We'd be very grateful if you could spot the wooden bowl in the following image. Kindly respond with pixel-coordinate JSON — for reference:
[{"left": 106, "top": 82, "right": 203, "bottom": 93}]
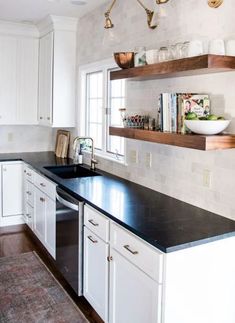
[{"left": 114, "top": 52, "right": 134, "bottom": 69}]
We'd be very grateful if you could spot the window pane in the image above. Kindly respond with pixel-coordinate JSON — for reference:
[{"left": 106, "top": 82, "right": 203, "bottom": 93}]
[
  {"left": 89, "top": 98, "right": 103, "bottom": 123},
  {"left": 107, "top": 74, "right": 126, "bottom": 156},
  {"left": 89, "top": 123, "right": 102, "bottom": 150},
  {"left": 86, "top": 71, "right": 103, "bottom": 150}
]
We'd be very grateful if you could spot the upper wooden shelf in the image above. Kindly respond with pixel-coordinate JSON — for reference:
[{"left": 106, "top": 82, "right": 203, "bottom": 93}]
[
  {"left": 110, "top": 54, "right": 235, "bottom": 81},
  {"left": 109, "top": 127, "right": 235, "bottom": 151}
]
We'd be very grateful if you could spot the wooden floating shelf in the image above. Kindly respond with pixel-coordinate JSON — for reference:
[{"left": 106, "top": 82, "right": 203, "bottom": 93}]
[
  {"left": 109, "top": 127, "right": 235, "bottom": 151},
  {"left": 110, "top": 55, "right": 235, "bottom": 81}
]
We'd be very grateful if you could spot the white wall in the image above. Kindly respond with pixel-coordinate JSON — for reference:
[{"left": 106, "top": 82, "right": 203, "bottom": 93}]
[
  {"left": 0, "top": 126, "right": 56, "bottom": 153},
  {"left": 77, "top": 0, "right": 235, "bottom": 220}
]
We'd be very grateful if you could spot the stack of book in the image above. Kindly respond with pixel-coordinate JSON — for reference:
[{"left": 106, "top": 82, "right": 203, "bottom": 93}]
[{"left": 158, "top": 93, "right": 210, "bottom": 133}]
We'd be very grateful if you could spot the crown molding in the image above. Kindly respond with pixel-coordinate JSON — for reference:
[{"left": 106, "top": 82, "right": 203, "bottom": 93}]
[
  {"left": 0, "top": 20, "right": 39, "bottom": 37},
  {"left": 37, "top": 15, "right": 78, "bottom": 37}
]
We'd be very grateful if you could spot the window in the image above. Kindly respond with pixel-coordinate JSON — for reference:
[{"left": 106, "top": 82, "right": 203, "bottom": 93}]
[{"left": 80, "top": 60, "right": 126, "bottom": 161}]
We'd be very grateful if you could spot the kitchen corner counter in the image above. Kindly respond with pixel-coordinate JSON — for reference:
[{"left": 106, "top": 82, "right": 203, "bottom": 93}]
[{"left": 1, "top": 151, "right": 235, "bottom": 253}]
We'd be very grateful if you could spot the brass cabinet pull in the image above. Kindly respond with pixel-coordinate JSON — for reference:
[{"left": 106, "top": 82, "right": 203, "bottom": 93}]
[
  {"left": 40, "top": 183, "right": 46, "bottom": 187},
  {"left": 88, "top": 219, "right": 99, "bottom": 227},
  {"left": 88, "top": 235, "right": 98, "bottom": 244},
  {"left": 123, "top": 245, "right": 139, "bottom": 255},
  {"left": 40, "top": 197, "right": 45, "bottom": 202}
]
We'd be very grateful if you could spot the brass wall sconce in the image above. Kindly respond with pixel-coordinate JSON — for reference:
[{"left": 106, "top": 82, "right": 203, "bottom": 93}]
[
  {"left": 104, "top": 0, "right": 165, "bottom": 30},
  {"left": 208, "top": 0, "right": 223, "bottom": 8},
  {"left": 104, "top": 0, "right": 223, "bottom": 30}
]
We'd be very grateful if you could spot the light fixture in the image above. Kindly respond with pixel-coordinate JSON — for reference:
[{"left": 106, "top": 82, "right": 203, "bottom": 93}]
[
  {"left": 208, "top": 0, "right": 223, "bottom": 8},
  {"left": 104, "top": 0, "right": 168, "bottom": 30},
  {"left": 104, "top": 0, "right": 116, "bottom": 29}
]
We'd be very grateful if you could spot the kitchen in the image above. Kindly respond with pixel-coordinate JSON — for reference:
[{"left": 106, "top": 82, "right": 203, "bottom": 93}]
[{"left": 1, "top": 0, "right": 235, "bottom": 323}]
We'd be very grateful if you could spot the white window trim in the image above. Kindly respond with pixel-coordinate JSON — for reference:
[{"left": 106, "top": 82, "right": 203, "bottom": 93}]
[{"left": 78, "top": 58, "right": 127, "bottom": 164}]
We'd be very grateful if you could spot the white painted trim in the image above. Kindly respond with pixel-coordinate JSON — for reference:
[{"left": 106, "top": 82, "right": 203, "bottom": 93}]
[
  {"left": 77, "top": 58, "right": 126, "bottom": 162},
  {"left": 0, "top": 20, "right": 39, "bottom": 37},
  {"left": 37, "top": 15, "right": 78, "bottom": 37}
]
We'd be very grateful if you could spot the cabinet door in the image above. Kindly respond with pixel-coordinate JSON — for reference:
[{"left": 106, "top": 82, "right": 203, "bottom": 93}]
[
  {"left": 38, "top": 31, "right": 54, "bottom": 126},
  {"left": 25, "top": 203, "right": 34, "bottom": 231},
  {"left": 0, "top": 35, "right": 17, "bottom": 124},
  {"left": 17, "top": 37, "right": 38, "bottom": 124},
  {"left": 45, "top": 196, "right": 56, "bottom": 259},
  {"left": 83, "top": 227, "right": 109, "bottom": 322},
  {"left": 2, "top": 163, "right": 23, "bottom": 217},
  {"left": 34, "top": 189, "right": 46, "bottom": 243},
  {"left": 109, "top": 249, "right": 162, "bottom": 323}
]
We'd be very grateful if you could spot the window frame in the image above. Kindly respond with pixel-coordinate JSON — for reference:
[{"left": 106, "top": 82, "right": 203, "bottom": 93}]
[{"left": 78, "top": 59, "right": 126, "bottom": 163}]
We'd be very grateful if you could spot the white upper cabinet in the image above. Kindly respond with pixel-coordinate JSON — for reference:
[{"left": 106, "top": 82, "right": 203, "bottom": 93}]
[
  {"left": 37, "top": 16, "right": 78, "bottom": 127},
  {"left": 38, "top": 31, "right": 53, "bottom": 126},
  {"left": 0, "top": 23, "right": 39, "bottom": 125}
]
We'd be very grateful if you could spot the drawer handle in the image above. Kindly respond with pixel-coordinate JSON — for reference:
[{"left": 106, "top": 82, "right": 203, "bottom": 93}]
[
  {"left": 26, "top": 213, "right": 32, "bottom": 219},
  {"left": 26, "top": 191, "right": 32, "bottom": 196},
  {"left": 40, "top": 197, "right": 45, "bottom": 202},
  {"left": 88, "top": 235, "right": 98, "bottom": 244},
  {"left": 88, "top": 219, "right": 99, "bottom": 227},
  {"left": 27, "top": 173, "right": 32, "bottom": 176},
  {"left": 123, "top": 245, "right": 139, "bottom": 255},
  {"left": 40, "top": 183, "right": 46, "bottom": 187}
]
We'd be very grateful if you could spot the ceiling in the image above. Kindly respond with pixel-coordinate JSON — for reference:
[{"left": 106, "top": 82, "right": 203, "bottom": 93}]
[{"left": 0, "top": 0, "right": 108, "bottom": 24}]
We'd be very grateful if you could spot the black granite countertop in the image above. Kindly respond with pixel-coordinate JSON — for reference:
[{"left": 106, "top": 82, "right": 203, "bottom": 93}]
[{"left": 1, "top": 151, "right": 235, "bottom": 253}]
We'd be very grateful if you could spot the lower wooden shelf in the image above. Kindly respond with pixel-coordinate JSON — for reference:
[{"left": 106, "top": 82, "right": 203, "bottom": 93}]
[{"left": 109, "top": 127, "right": 235, "bottom": 151}]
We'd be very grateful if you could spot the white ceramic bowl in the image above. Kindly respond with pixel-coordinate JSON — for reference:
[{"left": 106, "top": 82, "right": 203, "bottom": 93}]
[{"left": 184, "top": 120, "right": 231, "bottom": 135}]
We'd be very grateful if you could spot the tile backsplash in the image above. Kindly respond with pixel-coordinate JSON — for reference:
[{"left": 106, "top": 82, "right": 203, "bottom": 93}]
[{"left": 0, "top": 126, "right": 56, "bottom": 153}]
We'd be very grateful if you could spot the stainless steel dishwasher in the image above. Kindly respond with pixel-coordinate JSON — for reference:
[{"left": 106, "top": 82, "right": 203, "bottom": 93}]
[{"left": 55, "top": 187, "right": 84, "bottom": 296}]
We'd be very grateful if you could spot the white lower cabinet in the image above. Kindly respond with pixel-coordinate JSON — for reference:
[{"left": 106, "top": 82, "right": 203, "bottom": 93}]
[
  {"left": 83, "top": 205, "right": 162, "bottom": 323},
  {"left": 83, "top": 227, "right": 109, "bottom": 322},
  {"left": 23, "top": 163, "right": 56, "bottom": 259},
  {"left": 109, "top": 248, "right": 161, "bottom": 323},
  {"left": 34, "top": 185, "right": 56, "bottom": 258},
  {"left": 34, "top": 188, "right": 46, "bottom": 243},
  {"left": 0, "top": 162, "right": 23, "bottom": 227},
  {"left": 25, "top": 203, "right": 34, "bottom": 231}
]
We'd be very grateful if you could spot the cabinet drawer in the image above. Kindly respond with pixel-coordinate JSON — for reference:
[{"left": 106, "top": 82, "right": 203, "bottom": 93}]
[
  {"left": 23, "top": 166, "right": 35, "bottom": 183},
  {"left": 110, "top": 222, "right": 163, "bottom": 283},
  {"left": 84, "top": 205, "right": 109, "bottom": 242},
  {"left": 34, "top": 172, "right": 56, "bottom": 200},
  {"left": 25, "top": 181, "right": 34, "bottom": 207}
]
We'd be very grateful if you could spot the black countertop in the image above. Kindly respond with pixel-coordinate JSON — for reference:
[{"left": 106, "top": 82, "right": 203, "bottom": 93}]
[{"left": 1, "top": 151, "right": 235, "bottom": 253}]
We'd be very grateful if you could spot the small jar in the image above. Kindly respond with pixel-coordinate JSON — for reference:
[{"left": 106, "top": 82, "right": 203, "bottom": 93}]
[
  {"left": 158, "top": 47, "right": 170, "bottom": 62},
  {"left": 175, "top": 42, "right": 184, "bottom": 59},
  {"left": 181, "top": 41, "right": 190, "bottom": 58},
  {"left": 134, "top": 46, "right": 147, "bottom": 66}
]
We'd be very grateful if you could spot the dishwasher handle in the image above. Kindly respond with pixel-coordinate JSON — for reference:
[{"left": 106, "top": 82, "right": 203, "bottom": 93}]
[{"left": 56, "top": 192, "right": 79, "bottom": 211}]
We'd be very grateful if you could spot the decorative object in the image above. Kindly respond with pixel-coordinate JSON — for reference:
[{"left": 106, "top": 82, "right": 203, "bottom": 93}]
[
  {"left": 184, "top": 120, "right": 230, "bottom": 135},
  {"left": 208, "top": 0, "right": 223, "bottom": 8},
  {"left": 104, "top": 0, "right": 160, "bottom": 30},
  {"left": 114, "top": 52, "right": 135, "bottom": 69},
  {"left": 146, "top": 49, "right": 159, "bottom": 64},
  {"left": 0, "top": 252, "right": 88, "bottom": 323},
  {"left": 226, "top": 40, "right": 235, "bottom": 56},
  {"left": 208, "top": 39, "right": 225, "bottom": 55},
  {"left": 55, "top": 130, "right": 70, "bottom": 158},
  {"left": 120, "top": 110, "right": 149, "bottom": 129},
  {"left": 134, "top": 46, "right": 147, "bottom": 66}
]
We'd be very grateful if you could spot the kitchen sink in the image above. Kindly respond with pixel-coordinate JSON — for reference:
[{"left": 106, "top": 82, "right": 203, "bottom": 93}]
[{"left": 44, "top": 165, "right": 101, "bottom": 179}]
